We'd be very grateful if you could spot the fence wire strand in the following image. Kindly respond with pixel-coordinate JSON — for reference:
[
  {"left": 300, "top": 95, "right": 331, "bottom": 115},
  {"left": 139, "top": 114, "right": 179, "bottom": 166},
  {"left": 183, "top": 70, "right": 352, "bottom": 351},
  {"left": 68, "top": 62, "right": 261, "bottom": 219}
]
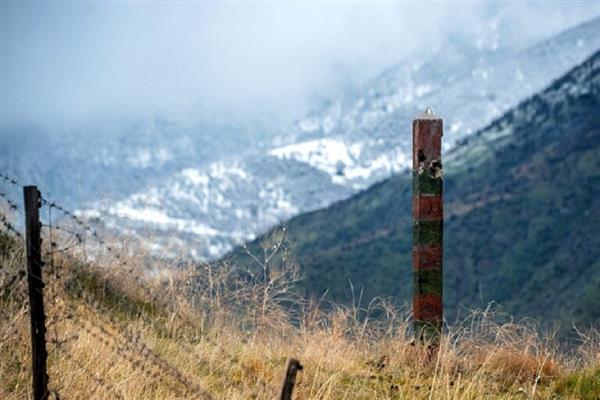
[
  {"left": 1, "top": 171, "right": 216, "bottom": 400},
  {"left": 0, "top": 172, "right": 20, "bottom": 186}
]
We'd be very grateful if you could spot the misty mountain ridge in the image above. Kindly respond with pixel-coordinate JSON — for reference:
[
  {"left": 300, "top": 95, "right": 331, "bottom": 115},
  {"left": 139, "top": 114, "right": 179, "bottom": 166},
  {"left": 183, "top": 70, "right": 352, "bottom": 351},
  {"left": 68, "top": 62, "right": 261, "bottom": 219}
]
[
  {"left": 2, "top": 16, "right": 599, "bottom": 260},
  {"left": 231, "top": 49, "right": 600, "bottom": 333}
]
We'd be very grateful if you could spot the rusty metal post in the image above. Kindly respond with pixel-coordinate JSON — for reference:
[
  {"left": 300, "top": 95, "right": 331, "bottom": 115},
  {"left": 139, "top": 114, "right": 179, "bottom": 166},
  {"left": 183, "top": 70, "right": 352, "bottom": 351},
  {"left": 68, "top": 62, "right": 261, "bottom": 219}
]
[
  {"left": 24, "top": 186, "right": 49, "bottom": 400},
  {"left": 412, "top": 108, "right": 443, "bottom": 345},
  {"left": 278, "top": 357, "right": 303, "bottom": 400}
]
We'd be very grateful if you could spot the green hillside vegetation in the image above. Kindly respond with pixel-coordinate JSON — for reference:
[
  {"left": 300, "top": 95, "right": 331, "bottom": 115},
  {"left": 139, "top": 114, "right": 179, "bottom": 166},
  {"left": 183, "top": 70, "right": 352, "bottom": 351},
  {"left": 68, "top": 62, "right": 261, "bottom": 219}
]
[
  {"left": 2, "top": 230, "right": 600, "bottom": 399},
  {"left": 230, "top": 50, "right": 600, "bottom": 334}
]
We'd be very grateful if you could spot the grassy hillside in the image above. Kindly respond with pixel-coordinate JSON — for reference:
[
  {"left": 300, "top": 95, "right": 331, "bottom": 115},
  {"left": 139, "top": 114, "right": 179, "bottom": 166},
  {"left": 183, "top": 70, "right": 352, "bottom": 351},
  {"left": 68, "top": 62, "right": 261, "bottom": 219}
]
[
  {"left": 230, "top": 50, "right": 600, "bottom": 333},
  {"left": 1, "top": 231, "right": 600, "bottom": 399}
]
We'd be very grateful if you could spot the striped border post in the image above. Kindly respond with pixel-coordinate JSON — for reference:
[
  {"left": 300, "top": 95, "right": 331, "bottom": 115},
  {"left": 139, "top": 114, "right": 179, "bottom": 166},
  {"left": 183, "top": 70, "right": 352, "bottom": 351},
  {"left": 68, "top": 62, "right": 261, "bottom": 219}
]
[{"left": 412, "top": 108, "right": 443, "bottom": 345}]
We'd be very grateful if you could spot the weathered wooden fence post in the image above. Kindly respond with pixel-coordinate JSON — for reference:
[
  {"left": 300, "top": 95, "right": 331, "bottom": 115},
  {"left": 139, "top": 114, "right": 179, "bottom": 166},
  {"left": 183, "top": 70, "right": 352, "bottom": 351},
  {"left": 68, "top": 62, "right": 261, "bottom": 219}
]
[
  {"left": 24, "top": 186, "right": 48, "bottom": 400},
  {"left": 412, "top": 108, "right": 443, "bottom": 346},
  {"left": 278, "top": 357, "right": 303, "bottom": 400}
]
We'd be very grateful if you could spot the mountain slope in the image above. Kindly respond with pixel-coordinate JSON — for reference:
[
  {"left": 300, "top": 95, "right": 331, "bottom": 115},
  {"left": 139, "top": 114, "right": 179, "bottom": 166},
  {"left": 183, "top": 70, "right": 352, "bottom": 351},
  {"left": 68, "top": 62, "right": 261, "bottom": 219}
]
[
  {"left": 3, "top": 17, "right": 598, "bottom": 261},
  {"left": 0, "top": 115, "right": 273, "bottom": 210},
  {"left": 72, "top": 17, "right": 600, "bottom": 260},
  {"left": 231, "top": 50, "right": 600, "bottom": 331}
]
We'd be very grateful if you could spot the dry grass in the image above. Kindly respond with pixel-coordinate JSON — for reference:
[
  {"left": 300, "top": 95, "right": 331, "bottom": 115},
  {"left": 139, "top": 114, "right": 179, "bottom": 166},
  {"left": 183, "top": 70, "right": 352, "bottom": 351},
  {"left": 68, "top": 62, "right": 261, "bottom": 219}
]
[{"left": 1, "top": 229, "right": 599, "bottom": 400}]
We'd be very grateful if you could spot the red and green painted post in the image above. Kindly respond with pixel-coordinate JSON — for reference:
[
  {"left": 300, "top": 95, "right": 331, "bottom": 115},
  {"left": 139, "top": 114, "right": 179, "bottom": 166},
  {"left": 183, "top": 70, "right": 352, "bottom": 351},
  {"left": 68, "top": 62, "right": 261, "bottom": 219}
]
[{"left": 413, "top": 108, "right": 443, "bottom": 344}]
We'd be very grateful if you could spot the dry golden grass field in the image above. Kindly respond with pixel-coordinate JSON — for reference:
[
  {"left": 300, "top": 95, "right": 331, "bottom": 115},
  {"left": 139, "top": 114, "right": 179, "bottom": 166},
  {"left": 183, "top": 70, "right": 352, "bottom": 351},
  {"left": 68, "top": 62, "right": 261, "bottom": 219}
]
[{"left": 1, "top": 229, "right": 599, "bottom": 399}]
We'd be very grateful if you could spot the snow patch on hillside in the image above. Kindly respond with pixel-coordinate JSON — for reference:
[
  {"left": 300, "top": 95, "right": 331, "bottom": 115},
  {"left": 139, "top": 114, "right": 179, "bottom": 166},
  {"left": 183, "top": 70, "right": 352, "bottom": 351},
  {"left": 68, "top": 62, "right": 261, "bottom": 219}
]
[
  {"left": 270, "top": 139, "right": 410, "bottom": 186},
  {"left": 270, "top": 139, "right": 356, "bottom": 176}
]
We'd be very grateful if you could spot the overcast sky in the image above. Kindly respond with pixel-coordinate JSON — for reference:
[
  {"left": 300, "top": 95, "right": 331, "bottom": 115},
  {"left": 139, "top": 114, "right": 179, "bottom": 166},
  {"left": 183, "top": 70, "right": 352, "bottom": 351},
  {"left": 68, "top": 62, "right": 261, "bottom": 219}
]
[{"left": 1, "top": 2, "right": 599, "bottom": 130}]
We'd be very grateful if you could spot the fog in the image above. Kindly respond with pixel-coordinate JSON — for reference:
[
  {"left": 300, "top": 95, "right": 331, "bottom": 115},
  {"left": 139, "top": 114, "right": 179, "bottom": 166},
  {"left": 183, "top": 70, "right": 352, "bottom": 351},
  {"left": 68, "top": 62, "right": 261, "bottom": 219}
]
[{"left": 2, "top": 2, "right": 599, "bottom": 130}]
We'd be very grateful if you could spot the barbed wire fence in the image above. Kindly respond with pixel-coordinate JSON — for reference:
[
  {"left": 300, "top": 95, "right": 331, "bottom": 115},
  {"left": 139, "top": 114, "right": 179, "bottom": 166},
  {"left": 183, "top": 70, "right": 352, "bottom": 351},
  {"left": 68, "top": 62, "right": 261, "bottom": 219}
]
[
  {"left": 0, "top": 171, "right": 304, "bottom": 400},
  {"left": 0, "top": 172, "right": 216, "bottom": 400}
]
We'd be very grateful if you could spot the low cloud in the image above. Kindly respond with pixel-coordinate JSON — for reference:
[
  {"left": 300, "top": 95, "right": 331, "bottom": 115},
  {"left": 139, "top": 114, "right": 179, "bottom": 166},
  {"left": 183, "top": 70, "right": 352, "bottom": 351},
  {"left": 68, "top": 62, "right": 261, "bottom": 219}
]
[{"left": 2, "top": 2, "right": 599, "bottom": 129}]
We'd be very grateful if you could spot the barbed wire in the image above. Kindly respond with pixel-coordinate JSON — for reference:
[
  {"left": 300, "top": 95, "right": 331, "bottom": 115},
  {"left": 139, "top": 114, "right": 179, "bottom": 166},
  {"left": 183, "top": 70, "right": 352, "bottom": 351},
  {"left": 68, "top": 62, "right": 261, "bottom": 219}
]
[
  {"left": 35, "top": 193, "right": 155, "bottom": 290},
  {"left": 0, "top": 212, "right": 23, "bottom": 239},
  {"left": 75, "top": 289, "right": 213, "bottom": 399},
  {"left": 1, "top": 172, "right": 216, "bottom": 399},
  {"left": 60, "top": 346, "right": 125, "bottom": 400},
  {"left": 41, "top": 223, "right": 83, "bottom": 256},
  {"left": 0, "top": 193, "right": 25, "bottom": 287},
  {"left": 57, "top": 292, "right": 213, "bottom": 399},
  {"left": 41, "top": 232, "right": 213, "bottom": 397},
  {"left": 45, "top": 265, "right": 185, "bottom": 398},
  {"left": 54, "top": 225, "right": 165, "bottom": 308},
  {"left": 1, "top": 266, "right": 25, "bottom": 283},
  {"left": 37, "top": 192, "right": 194, "bottom": 388},
  {"left": 0, "top": 191, "right": 19, "bottom": 211},
  {"left": 0, "top": 172, "right": 20, "bottom": 186},
  {"left": 45, "top": 205, "right": 67, "bottom": 400},
  {"left": 40, "top": 199, "right": 91, "bottom": 230},
  {"left": 0, "top": 175, "right": 139, "bottom": 275},
  {"left": 42, "top": 224, "right": 82, "bottom": 243}
]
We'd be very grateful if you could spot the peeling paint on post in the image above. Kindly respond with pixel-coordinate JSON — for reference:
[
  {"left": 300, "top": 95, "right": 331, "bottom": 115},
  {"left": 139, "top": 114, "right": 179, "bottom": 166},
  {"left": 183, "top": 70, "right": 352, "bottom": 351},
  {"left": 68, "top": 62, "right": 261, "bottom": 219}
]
[{"left": 413, "top": 108, "right": 443, "bottom": 345}]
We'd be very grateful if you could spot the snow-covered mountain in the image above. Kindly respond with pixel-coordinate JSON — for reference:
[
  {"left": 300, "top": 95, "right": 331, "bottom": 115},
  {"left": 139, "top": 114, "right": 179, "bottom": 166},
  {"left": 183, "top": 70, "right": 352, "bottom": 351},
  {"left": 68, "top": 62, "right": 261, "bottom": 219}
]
[
  {"left": 232, "top": 48, "right": 600, "bottom": 326},
  {"left": 1, "top": 113, "right": 275, "bottom": 210},
  {"left": 3, "top": 17, "right": 599, "bottom": 260},
  {"left": 71, "top": 17, "right": 599, "bottom": 260}
]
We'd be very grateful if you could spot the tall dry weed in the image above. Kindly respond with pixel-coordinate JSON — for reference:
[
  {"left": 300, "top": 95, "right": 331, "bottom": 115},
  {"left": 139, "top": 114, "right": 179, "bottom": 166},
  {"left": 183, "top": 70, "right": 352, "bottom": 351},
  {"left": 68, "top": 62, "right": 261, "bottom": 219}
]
[{"left": 1, "top": 226, "right": 598, "bottom": 399}]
